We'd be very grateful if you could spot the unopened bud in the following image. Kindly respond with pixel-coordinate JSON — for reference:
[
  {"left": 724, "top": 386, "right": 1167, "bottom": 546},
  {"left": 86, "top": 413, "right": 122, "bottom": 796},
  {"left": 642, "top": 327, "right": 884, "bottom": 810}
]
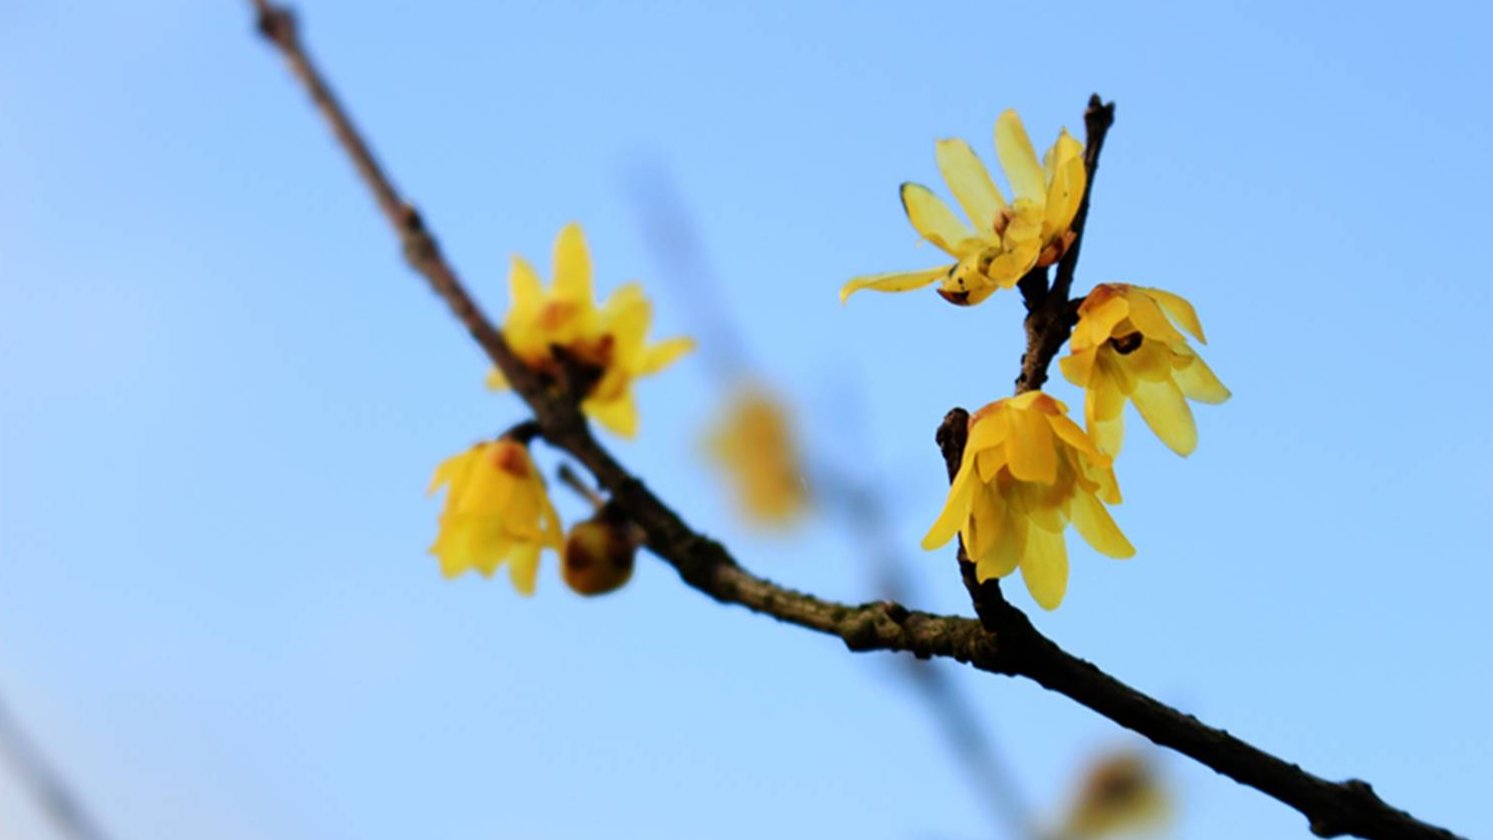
[{"left": 561, "top": 505, "right": 639, "bottom": 596}]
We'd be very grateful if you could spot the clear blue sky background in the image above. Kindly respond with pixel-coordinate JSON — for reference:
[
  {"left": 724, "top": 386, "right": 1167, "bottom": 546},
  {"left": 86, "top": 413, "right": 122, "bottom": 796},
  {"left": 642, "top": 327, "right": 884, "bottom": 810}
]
[{"left": 2, "top": 1, "right": 1489, "bottom": 838}]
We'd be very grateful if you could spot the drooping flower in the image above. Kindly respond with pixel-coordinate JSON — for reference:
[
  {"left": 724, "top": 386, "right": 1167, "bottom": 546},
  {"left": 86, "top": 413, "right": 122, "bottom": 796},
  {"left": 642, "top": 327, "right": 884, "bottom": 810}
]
[
  {"left": 921, "top": 392, "right": 1133, "bottom": 610},
  {"left": 486, "top": 223, "right": 695, "bottom": 437},
  {"left": 841, "top": 110, "right": 1086, "bottom": 306},
  {"left": 706, "top": 384, "right": 810, "bottom": 527},
  {"left": 1059, "top": 284, "right": 1231, "bottom": 457},
  {"left": 1056, "top": 750, "right": 1169, "bottom": 840},
  {"left": 427, "top": 436, "right": 564, "bottom": 594}
]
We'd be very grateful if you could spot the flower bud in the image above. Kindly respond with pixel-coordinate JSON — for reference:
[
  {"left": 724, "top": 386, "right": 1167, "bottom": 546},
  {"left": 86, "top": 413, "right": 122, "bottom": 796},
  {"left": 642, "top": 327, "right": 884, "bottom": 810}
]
[{"left": 561, "top": 506, "right": 639, "bottom": 596}]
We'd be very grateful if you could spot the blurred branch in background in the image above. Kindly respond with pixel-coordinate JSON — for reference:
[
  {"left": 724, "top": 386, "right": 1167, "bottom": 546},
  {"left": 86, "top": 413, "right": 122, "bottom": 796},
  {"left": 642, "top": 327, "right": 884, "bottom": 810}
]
[
  {"left": 627, "top": 164, "right": 1034, "bottom": 839},
  {"left": 0, "top": 694, "right": 113, "bottom": 840}
]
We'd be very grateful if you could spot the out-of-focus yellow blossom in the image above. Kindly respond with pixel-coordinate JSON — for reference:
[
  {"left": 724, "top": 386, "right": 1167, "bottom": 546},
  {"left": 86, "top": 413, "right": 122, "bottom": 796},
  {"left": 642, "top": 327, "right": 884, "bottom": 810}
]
[
  {"left": 427, "top": 437, "right": 563, "bottom": 594},
  {"left": 1057, "top": 750, "right": 1169, "bottom": 839},
  {"left": 1059, "top": 284, "right": 1231, "bottom": 457},
  {"left": 921, "top": 392, "right": 1132, "bottom": 610},
  {"left": 842, "top": 110, "right": 1086, "bottom": 306},
  {"left": 706, "top": 385, "right": 809, "bottom": 527},
  {"left": 486, "top": 223, "right": 695, "bottom": 437}
]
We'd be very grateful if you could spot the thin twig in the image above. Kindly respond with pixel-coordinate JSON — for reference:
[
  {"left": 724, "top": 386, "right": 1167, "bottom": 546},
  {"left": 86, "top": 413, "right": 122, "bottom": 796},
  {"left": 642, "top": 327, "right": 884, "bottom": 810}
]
[
  {"left": 245, "top": 9, "right": 1463, "bottom": 839},
  {"left": 0, "top": 695, "right": 114, "bottom": 840}
]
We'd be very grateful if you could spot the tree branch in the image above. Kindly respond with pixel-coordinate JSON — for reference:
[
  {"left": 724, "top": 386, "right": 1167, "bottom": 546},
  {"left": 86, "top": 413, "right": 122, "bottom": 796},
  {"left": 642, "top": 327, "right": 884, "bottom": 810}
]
[{"left": 245, "top": 7, "right": 1464, "bottom": 839}]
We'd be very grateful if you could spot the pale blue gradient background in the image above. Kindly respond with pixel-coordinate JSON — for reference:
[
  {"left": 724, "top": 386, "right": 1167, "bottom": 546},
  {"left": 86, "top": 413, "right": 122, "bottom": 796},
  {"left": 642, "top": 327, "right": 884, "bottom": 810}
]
[{"left": 2, "top": 2, "right": 1489, "bottom": 838}]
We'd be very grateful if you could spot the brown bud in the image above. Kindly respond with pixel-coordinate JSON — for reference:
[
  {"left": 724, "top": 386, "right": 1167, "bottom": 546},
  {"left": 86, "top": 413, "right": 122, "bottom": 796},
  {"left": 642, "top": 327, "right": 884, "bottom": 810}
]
[{"left": 561, "top": 505, "right": 639, "bottom": 596}]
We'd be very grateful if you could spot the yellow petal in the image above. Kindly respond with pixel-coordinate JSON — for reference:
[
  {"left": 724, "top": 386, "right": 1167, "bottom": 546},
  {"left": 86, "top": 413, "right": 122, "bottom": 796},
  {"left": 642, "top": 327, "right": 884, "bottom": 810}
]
[
  {"left": 1126, "top": 292, "right": 1184, "bottom": 344},
  {"left": 1072, "top": 292, "right": 1130, "bottom": 349},
  {"left": 553, "top": 222, "right": 593, "bottom": 304},
  {"left": 1086, "top": 373, "right": 1126, "bottom": 457},
  {"left": 935, "top": 138, "right": 1006, "bottom": 231},
  {"left": 485, "top": 368, "right": 510, "bottom": 392},
  {"left": 508, "top": 255, "right": 545, "bottom": 317},
  {"left": 508, "top": 542, "right": 541, "bottom": 596},
  {"left": 640, "top": 336, "right": 694, "bottom": 375},
  {"left": 1020, "top": 524, "right": 1069, "bottom": 610},
  {"left": 1070, "top": 490, "right": 1134, "bottom": 559},
  {"left": 586, "top": 392, "right": 640, "bottom": 438},
  {"left": 976, "top": 504, "right": 1023, "bottom": 582},
  {"left": 839, "top": 266, "right": 947, "bottom": 304},
  {"left": 921, "top": 461, "right": 978, "bottom": 550},
  {"left": 1005, "top": 401, "right": 1057, "bottom": 484},
  {"left": 1143, "top": 287, "right": 1207, "bottom": 343},
  {"left": 900, "top": 183, "right": 976, "bottom": 256},
  {"left": 1059, "top": 349, "right": 1096, "bottom": 387},
  {"left": 1043, "top": 130, "right": 1087, "bottom": 233},
  {"left": 994, "top": 110, "right": 1046, "bottom": 203},
  {"left": 1131, "top": 377, "right": 1197, "bottom": 456},
  {"left": 1047, "top": 411, "right": 1106, "bottom": 463},
  {"left": 1175, "top": 351, "right": 1231, "bottom": 404}
]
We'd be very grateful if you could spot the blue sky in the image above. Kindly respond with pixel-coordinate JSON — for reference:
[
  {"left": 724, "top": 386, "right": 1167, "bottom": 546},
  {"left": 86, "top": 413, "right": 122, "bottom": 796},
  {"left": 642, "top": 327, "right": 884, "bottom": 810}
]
[{"left": 2, "top": 1, "right": 1489, "bottom": 838}]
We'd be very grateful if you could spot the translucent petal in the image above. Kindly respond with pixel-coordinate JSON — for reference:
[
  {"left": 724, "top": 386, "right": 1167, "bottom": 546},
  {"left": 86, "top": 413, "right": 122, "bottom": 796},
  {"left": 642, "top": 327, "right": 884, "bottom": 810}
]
[
  {"left": 1048, "top": 412, "right": 1106, "bottom": 464},
  {"left": 921, "top": 462, "right": 978, "bottom": 550},
  {"left": 966, "top": 409, "right": 1012, "bottom": 455},
  {"left": 1070, "top": 490, "right": 1135, "bottom": 559},
  {"left": 553, "top": 223, "right": 593, "bottom": 304},
  {"left": 1020, "top": 524, "right": 1069, "bottom": 610},
  {"left": 994, "top": 110, "right": 1046, "bottom": 203},
  {"left": 1143, "top": 287, "right": 1207, "bottom": 343},
  {"left": 485, "top": 368, "right": 510, "bottom": 392},
  {"left": 965, "top": 482, "right": 1001, "bottom": 562},
  {"left": 640, "top": 336, "right": 695, "bottom": 375},
  {"left": 1059, "top": 351, "right": 1096, "bottom": 387},
  {"left": 508, "top": 542, "right": 541, "bottom": 596},
  {"left": 935, "top": 138, "right": 1006, "bottom": 231},
  {"left": 508, "top": 256, "right": 545, "bottom": 316},
  {"left": 586, "top": 392, "right": 640, "bottom": 438},
  {"left": 900, "top": 183, "right": 976, "bottom": 256},
  {"left": 1175, "top": 351, "right": 1231, "bottom": 404},
  {"left": 1131, "top": 376, "right": 1197, "bottom": 456},
  {"left": 1005, "top": 402, "right": 1058, "bottom": 484},
  {"left": 839, "top": 266, "right": 947, "bottom": 304},
  {"left": 977, "top": 507, "right": 1023, "bottom": 581},
  {"left": 1126, "top": 292, "right": 1184, "bottom": 343},
  {"left": 1043, "top": 147, "right": 1082, "bottom": 236},
  {"left": 1072, "top": 292, "right": 1130, "bottom": 349}
]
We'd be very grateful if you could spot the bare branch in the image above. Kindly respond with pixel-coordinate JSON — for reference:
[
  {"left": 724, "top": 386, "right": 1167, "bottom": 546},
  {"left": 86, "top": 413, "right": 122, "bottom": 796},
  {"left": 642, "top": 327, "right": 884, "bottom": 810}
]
[
  {"left": 245, "top": 8, "right": 1464, "bottom": 839},
  {"left": 0, "top": 695, "right": 114, "bottom": 840}
]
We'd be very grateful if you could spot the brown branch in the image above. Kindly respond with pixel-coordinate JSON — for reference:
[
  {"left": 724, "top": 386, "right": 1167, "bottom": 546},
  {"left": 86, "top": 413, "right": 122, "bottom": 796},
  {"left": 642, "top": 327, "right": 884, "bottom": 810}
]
[{"left": 245, "top": 9, "right": 1464, "bottom": 840}]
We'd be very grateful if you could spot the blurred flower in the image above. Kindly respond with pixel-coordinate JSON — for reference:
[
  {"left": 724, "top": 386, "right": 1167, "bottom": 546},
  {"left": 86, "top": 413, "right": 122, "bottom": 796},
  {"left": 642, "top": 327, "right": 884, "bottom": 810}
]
[
  {"left": 841, "top": 110, "right": 1086, "bottom": 306},
  {"left": 427, "top": 436, "right": 563, "bottom": 594},
  {"left": 561, "top": 506, "right": 640, "bottom": 596},
  {"left": 1057, "top": 750, "right": 1169, "bottom": 839},
  {"left": 1059, "top": 284, "right": 1230, "bottom": 456},
  {"left": 486, "top": 223, "right": 694, "bottom": 437},
  {"left": 706, "top": 385, "right": 809, "bottom": 527},
  {"left": 921, "top": 392, "right": 1132, "bottom": 609}
]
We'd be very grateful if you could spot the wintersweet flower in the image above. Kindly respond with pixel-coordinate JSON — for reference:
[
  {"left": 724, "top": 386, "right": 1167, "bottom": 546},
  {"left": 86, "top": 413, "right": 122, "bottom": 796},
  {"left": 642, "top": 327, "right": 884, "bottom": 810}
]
[
  {"left": 1057, "top": 751, "right": 1168, "bottom": 840},
  {"left": 706, "top": 385, "right": 809, "bottom": 527},
  {"left": 427, "top": 437, "right": 563, "bottom": 594},
  {"left": 486, "top": 223, "right": 695, "bottom": 437},
  {"left": 921, "top": 392, "right": 1133, "bottom": 610},
  {"left": 1059, "top": 284, "right": 1230, "bottom": 457},
  {"left": 841, "top": 110, "right": 1086, "bottom": 306}
]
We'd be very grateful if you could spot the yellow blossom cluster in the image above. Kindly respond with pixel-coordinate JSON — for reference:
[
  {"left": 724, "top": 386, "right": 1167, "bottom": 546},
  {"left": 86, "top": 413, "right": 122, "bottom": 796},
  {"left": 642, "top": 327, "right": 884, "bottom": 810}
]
[
  {"left": 845, "top": 110, "right": 1229, "bottom": 609},
  {"left": 427, "top": 224, "right": 692, "bottom": 595}
]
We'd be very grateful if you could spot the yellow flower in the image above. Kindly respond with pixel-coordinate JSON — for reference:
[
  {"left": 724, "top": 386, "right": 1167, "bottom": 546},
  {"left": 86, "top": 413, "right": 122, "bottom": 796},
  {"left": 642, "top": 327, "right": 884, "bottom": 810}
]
[
  {"left": 427, "top": 437, "right": 564, "bottom": 594},
  {"left": 842, "top": 110, "right": 1086, "bottom": 306},
  {"left": 1057, "top": 750, "right": 1169, "bottom": 840},
  {"left": 921, "top": 392, "right": 1133, "bottom": 610},
  {"left": 706, "top": 385, "right": 810, "bottom": 527},
  {"left": 486, "top": 223, "right": 695, "bottom": 437},
  {"left": 1059, "top": 284, "right": 1231, "bottom": 457}
]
